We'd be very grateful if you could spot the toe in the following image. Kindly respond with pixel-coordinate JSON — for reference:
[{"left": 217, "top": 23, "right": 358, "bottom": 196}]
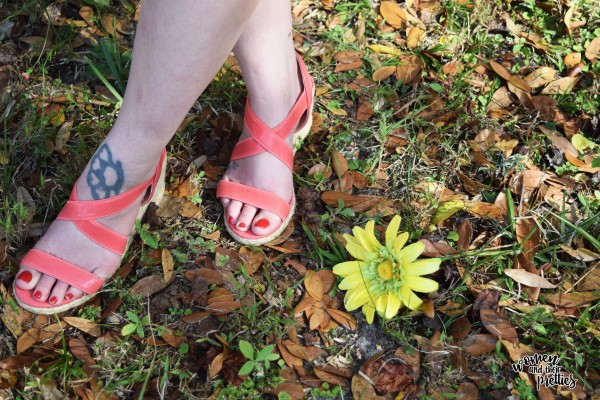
[
  {"left": 48, "top": 281, "right": 69, "bottom": 305},
  {"left": 237, "top": 204, "right": 258, "bottom": 231},
  {"left": 14, "top": 267, "right": 42, "bottom": 290},
  {"left": 226, "top": 200, "right": 243, "bottom": 227},
  {"left": 251, "top": 210, "right": 281, "bottom": 236},
  {"left": 33, "top": 275, "right": 58, "bottom": 302},
  {"left": 64, "top": 287, "right": 83, "bottom": 302}
]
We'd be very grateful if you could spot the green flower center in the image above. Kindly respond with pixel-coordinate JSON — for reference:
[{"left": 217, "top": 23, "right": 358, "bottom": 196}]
[{"left": 362, "top": 247, "right": 405, "bottom": 298}]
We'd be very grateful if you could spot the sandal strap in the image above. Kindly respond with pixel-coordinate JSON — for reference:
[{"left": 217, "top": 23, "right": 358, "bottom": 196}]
[
  {"left": 216, "top": 180, "right": 291, "bottom": 221},
  {"left": 230, "top": 54, "right": 314, "bottom": 169},
  {"left": 240, "top": 99, "right": 294, "bottom": 170},
  {"left": 57, "top": 149, "right": 166, "bottom": 255},
  {"left": 21, "top": 249, "right": 105, "bottom": 295}
]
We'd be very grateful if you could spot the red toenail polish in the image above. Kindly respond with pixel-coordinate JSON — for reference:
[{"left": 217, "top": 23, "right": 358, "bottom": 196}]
[
  {"left": 239, "top": 223, "right": 246, "bottom": 229},
  {"left": 65, "top": 293, "right": 73, "bottom": 300},
  {"left": 18, "top": 271, "right": 33, "bottom": 283},
  {"left": 228, "top": 216, "right": 234, "bottom": 225},
  {"left": 33, "top": 291, "right": 42, "bottom": 299},
  {"left": 255, "top": 219, "right": 270, "bottom": 229},
  {"left": 49, "top": 296, "right": 57, "bottom": 304}
]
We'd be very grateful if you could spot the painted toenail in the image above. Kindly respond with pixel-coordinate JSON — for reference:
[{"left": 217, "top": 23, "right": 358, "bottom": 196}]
[
  {"left": 65, "top": 293, "right": 73, "bottom": 300},
  {"left": 228, "top": 216, "right": 234, "bottom": 225},
  {"left": 49, "top": 296, "right": 57, "bottom": 304},
  {"left": 33, "top": 291, "right": 42, "bottom": 299},
  {"left": 18, "top": 271, "right": 33, "bottom": 283},
  {"left": 255, "top": 219, "right": 270, "bottom": 229},
  {"left": 239, "top": 223, "right": 246, "bottom": 229}
]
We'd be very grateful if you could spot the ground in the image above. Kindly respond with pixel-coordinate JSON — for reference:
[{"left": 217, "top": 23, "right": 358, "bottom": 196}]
[{"left": 0, "top": 0, "right": 599, "bottom": 399}]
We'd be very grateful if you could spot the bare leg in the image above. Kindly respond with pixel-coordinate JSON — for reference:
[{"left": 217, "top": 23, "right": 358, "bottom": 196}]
[
  {"left": 220, "top": 0, "right": 303, "bottom": 237},
  {"left": 15, "top": 0, "right": 258, "bottom": 305}
]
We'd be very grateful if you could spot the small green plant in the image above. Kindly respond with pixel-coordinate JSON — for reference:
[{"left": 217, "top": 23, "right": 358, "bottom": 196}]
[
  {"left": 135, "top": 220, "right": 159, "bottom": 249},
  {"left": 121, "top": 310, "right": 150, "bottom": 337},
  {"left": 309, "top": 382, "right": 343, "bottom": 399},
  {"left": 238, "top": 340, "right": 280, "bottom": 376}
]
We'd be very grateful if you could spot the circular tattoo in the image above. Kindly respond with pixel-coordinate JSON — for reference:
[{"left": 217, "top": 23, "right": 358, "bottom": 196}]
[{"left": 86, "top": 144, "right": 125, "bottom": 200}]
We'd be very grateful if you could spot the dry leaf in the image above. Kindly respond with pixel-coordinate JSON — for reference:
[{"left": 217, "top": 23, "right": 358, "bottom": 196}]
[
  {"left": 209, "top": 353, "right": 225, "bottom": 379},
  {"left": 184, "top": 268, "right": 224, "bottom": 285},
  {"left": 17, "top": 328, "right": 39, "bottom": 354},
  {"left": 326, "top": 308, "right": 357, "bottom": 330},
  {"left": 489, "top": 61, "right": 530, "bottom": 93},
  {"left": 314, "top": 368, "right": 349, "bottom": 387},
  {"left": 283, "top": 341, "right": 326, "bottom": 361},
  {"left": 564, "top": 52, "right": 581, "bottom": 67},
  {"left": 407, "top": 26, "right": 425, "bottom": 49},
  {"left": 523, "top": 67, "right": 556, "bottom": 89},
  {"left": 585, "top": 36, "right": 600, "bottom": 61},
  {"left": 540, "top": 291, "right": 600, "bottom": 307},
  {"left": 577, "top": 264, "right": 600, "bottom": 292},
  {"left": 161, "top": 249, "right": 174, "bottom": 283},
  {"left": 331, "top": 149, "right": 349, "bottom": 179},
  {"left": 304, "top": 270, "right": 324, "bottom": 301},
  {"left": 479, "top": 309, "right": 518, "bottom": 343},
  {"left": 504, "top": 269, "right": 555, "bottom": 288},
  {"left": 373, "top": 65, "right": 397, "bottom": 81},
  {"left": 540, "top": 77, "right": 580, "bottom": 95},
  {"left": 351, "top": 374, "right": 386, "bottom": 400},
  {"left": 461, "top": 334, "right": 498, "bottom": 356},
  {"left": 239, "top": 246, "right": 265, "bottom": 274},
  {"left": 62, "top": 317, "right": 101, "bottom": 337},
  {"left": 131, "top": 275, "right": 170, "bottom": 296},
  {"left": 448, "top": 316, "right": 471, "bottom": 340},
  {"left": 356, "top": 100, "right": 374, "bottom": 121},
  {"left": 277, "top": 342, "right": 303, "bottom": 369},
  {"left": 546, "top": 133, "right": 579, "bottom": 158},
  {"left": 396, "top": 55, "right": 423, "bottom": 85},
  {"left": 321, "top": 191, "right": 380, "bottom": 212},
  {"left": 380, "top": 1, "right": 408, "bottom": 29}
]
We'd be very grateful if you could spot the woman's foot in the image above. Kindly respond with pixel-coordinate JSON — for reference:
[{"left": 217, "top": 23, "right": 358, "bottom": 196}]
[
  {"left": 219, "top": 61, "right": 303, "bottom": 238},
  {"left": 14, "top": 138, "right": 160, "bottom": 307}
]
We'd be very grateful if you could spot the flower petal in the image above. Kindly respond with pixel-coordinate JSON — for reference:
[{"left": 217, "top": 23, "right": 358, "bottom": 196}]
[
  {"left": 345, "top": 241, "right": 368, "bottom": 261},
  {"left": 365, "top": 220, "right": 382, "bottom": 249},
  {"left": 393, "top": 232, "right": 409, "bottom": 255},
  {"left": 385, "top": 215, "right": 401, "bottom": 249},
  {"left": 405, "top": 258, "right": 441, "bottom": 276},
  {"left": 344, "top": 285, "right": 371, "bottom": 311},
  {"left": 362, "top": 303, "right": 375, "bottom": 324},
  {"left": 376, "top": 293, "right": 388, "bottom": 317},
  {"left": 397, "top": 242, "right": 425, "bottom": 264},
  {"left": 353, "top": 225, "right": 380, "bottom": 253},
  {"left": 385, "top": 293, "right": 402, "bottom": 319},
  {"left": 333, "top": 261, "right": 362, "bottom": 277},
  {"left": 405, "top": 275, "right": 439, "bottom": 293},
  {"left": 400, "top": 285, "right": 423, "bottom": 311},
  {"left": 339, "top": 272, "right": 368, "bottom": 290}
]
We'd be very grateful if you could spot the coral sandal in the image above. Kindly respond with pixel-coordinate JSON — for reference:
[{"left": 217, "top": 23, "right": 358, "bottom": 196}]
[
  {"left": 13, "top": 149, "right": 167, "bottom": 314},
  {"left": 216, "top": 53, "right": 315, "bottom": 246}
]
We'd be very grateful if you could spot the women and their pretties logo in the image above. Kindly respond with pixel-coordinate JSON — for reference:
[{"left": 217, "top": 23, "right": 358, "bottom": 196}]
[{"left": 511, "top": 353, "right": 578, "bottom": 391}]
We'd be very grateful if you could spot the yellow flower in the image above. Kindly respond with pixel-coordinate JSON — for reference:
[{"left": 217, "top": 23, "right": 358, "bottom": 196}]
[{"left": 333, "top": 215, "right": 440, "bottom": 323}]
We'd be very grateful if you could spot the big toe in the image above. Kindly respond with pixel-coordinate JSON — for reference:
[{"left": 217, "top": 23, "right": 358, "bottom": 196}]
[
  {"left": 14, "top": 268, "right": 41, "bottom": 290},
  {"left": 251, "top": 210, "right": 282, "bottom": 237}
]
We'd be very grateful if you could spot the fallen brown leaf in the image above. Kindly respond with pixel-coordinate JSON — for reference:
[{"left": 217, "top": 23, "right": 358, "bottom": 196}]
[
  {"left": 282, "top": 341, "right": 326, "bottom": 362},
  {"left": 448, "top": 316, "right": 471, "bottom": 340},
  {"left": 479, "top": 309, "right": 518, "bottom": 343},
  {"left": 504, "top": 269, "right": 555, "bottom": 288},
  {"left": 131, "top": 275, "right": 170, "bottom": 296},
  {"left": 62, "top": 317, "right": 101, "bottom": 337},
  {"left": 461, "top": 334, "right": 498, "bottom": 356}
]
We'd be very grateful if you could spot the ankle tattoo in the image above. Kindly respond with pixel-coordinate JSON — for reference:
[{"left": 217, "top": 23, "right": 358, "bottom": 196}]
[{"left": 86, "top": 144, "right": 124, "bottom": 199}]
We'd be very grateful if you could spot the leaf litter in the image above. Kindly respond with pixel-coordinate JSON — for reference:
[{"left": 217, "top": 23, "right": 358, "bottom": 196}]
[{"left": 0, "top": 0, "right": 599, "bottom": 398}]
